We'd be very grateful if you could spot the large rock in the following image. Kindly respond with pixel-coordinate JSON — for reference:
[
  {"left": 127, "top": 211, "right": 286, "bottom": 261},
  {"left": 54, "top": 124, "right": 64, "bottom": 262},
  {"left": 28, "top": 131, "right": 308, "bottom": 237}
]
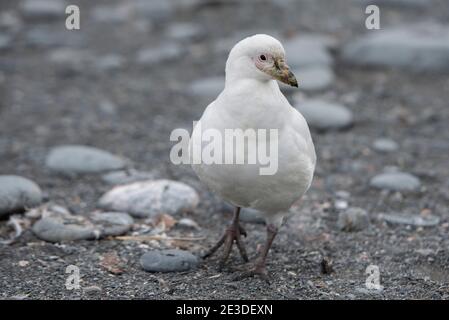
[
  {"left": 295, "top": 99, "right": 353, "bottom": 131},
  {"left": 0, "top": 175, "right": 42, "bottom": 217},
  {"left": 342, "top": 24, "right": 449, "bottom": 72},
  {"left": 140, "top": 249, "right": 199, "bottom": 272},
  {"left": 296, "top": 66, "right": 334, "bottom": 91},
  {"left": 98, "top": 179, "right": 200, "bottom": 218},
  {"left": 370, "top": 172, "right": 421, "bottom": 192},
  {"left": 45, "top": 145, "right": 126, "bottom": 175},
  {"left": 380, "top": 213, "right": 439, "bottom": 227}
]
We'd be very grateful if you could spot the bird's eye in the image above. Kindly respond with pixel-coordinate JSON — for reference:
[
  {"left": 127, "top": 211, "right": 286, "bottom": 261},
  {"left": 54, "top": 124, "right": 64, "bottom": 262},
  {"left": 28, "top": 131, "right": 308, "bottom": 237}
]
[{"left": 259, "top": 54, "right": 267, "bottom": 61}]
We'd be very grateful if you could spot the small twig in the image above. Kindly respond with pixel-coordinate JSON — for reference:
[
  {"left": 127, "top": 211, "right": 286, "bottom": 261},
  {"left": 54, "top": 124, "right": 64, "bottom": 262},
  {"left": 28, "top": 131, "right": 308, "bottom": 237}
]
[{"left": 114, "top": 235, "right": 206, "bottom": 242}]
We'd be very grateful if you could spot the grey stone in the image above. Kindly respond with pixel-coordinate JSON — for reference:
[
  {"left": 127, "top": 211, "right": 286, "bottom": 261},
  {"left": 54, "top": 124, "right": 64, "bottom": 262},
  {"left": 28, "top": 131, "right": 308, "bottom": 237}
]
[
  {"left": 373, "top": 138, "right": 399, "bottom": 153},
  {"left": 166, "top": 23, "right": 204, "bottom": 42},
  {"left": 284, "top": 35, "right": 333, "bottom": 68},
  {"left": 45, "top": 145, "right": 126, "bottom": 175},
  {"left": 337, "top": 207, "right": 369, "bottom": 232},
  {"left": 370, "top": 172, "right": 421, "bottom": 192},
  {"left": 131, "top": 0, "right": 175, "bottom": 23},
  {"left": 101, "top": 169, "right": 156, "bottom": 185},
  {"left": 380, "top": 213, "right": 440, "bottom": 227},
  {"left": 91, "top": 4, "right": 132, "bottom": 23},
  {"left": 32, "top": 210, "right": 100, "bottom": 242},
  {"left": 90, "top": 211, "right": 134, "bottom": 236},
  {"left": 20, "top": 0, "right": 66, "bottom": 20},
  {"left": 136, "top": 43, "right": 184, "bottom": 66},
  {"left": 342, "top": 24, "right": 449, "bottom": 72},
  {"left": 95, "top": 54, "right": 125, "bottom": 71},
  {"left": 295, "top": 99, "right": 353, "bottom": 131},
  {"left": 296, "top": 66, "right": 334, "bottom": 91},
  {"left": 25, "top": 26, "right": 85, "bottom": 48},
  {"left": 189, "top": 76, "right": 224, "bottom": 99},
  {"left": 98, "top": 179, "right": 200, "bottom": 218},
  {"left": 357, "top": 0, "right": 431, "bottom": 9},
  {"left": 140, "top": 249, "right": 199, "bottom": 272},
  {"left": 48, "top": 48, "right": 92, "bottom": 73},
  {"left": 0, "top": 175, "right": 42, "bottom": 217},
  {"left": 240, "top": 208, "right": 265, "bottom": 224},
  {"left": 0, "top": 34, "right": 12, "bottom": 51}
]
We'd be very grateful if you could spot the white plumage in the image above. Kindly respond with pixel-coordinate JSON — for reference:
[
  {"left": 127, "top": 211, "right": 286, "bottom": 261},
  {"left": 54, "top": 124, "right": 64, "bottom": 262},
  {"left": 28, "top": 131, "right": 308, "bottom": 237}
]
[
  {"left": 189, "top": 34, "right": 316, "bottom": 278},
  {"left": 190, "top": 34, "right": 316, "bottom": 227}
]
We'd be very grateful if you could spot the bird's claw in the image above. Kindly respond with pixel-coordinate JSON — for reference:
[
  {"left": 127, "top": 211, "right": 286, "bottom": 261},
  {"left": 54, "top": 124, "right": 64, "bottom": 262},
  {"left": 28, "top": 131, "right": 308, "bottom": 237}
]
[{"left": 203, "top": 223, "right": 248, "bottom": 267}]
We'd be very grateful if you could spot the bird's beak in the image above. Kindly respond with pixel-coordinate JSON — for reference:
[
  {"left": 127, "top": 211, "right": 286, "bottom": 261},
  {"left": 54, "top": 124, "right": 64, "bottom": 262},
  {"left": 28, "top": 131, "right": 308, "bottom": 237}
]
[{"left": 272, "top": 58, "right": 298, "bottom": 88}]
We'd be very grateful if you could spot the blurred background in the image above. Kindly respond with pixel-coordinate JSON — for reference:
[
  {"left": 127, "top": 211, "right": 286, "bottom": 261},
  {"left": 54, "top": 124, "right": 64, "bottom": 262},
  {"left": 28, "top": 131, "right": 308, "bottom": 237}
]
[{"left": 1, "top": 0, "right": 449, "bottom": 299}]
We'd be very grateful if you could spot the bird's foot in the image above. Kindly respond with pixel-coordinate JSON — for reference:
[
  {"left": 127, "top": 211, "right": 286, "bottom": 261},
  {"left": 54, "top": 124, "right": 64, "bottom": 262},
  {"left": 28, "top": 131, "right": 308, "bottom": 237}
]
[
  {"left": 232, "top": 263, "right": 271, "bottom": 283},
  {"left": 203, "top": 222, "right": 248, "bottom": 269}
]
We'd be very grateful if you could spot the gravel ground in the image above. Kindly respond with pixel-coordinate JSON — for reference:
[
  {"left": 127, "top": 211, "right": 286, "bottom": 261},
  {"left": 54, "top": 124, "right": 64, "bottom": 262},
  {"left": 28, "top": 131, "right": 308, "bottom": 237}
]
[{"left": 1, "top": 0, "right": 449, "bottom": 299}]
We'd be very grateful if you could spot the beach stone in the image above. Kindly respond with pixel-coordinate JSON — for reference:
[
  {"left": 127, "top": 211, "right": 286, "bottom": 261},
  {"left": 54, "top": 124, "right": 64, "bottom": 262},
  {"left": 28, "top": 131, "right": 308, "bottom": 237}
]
[
  {"left": 32, "top": 209, "right": 100, "bottom": 242},
  {"left": 295, "top": 99, "right": 353, "bottom": 131},
  {"left": 90, "top": 211, "right": 134, "bottom": 236},
  {"left": 373, "top": 138, "right": 399, "bottom": 153},
  {"left": 337, "top": 207, "right": 369, "bottom": 232},
  {"left": 296, "top": 66, "right": 334, "bottom": 91},
  {"left": 342, "top": 24, "right": 449, "bottom": 72},
  {"left": 25, "top": 26, "right": 85, "bottom": 48},
  {"left": 98, "top": 179, "right": 200, "bottom": 218},
  {"left": 189, "top": 76, "right": 224, "bottom": 99},
  {"left": 380, "top": 213, "right": 440, "bottom": 227},
  {"left": 137, "top": 43, "right": 184, "bottom": 66},
  {"left": 0, "top": 175, "right": 42, "bottom": 217},
  {"left": 284, "top": 35, "right": 333, "bottom": 68},
  {"left": 140, "top": 249, "right": 199, "bottom": 272},
  {"left": 240, "top": 208, "right": 265, "bottom": 224},
  {"left": 91, "top": 4, "right": 132, "bottom": 23},
  {"left": 20, "top": 0, "right": 66, "bottom": 20},
  {"left": 45, "top": 145, "right": 126, "bottom": 175},
  {"left": 370, "top": 172, "right": 421, "bottom": 192},
  {"left": 131, "top": 0, "right": 175, "bottom": 23},
  {"left": 101, "top": 169, "right": 156, "bottom": 185},
  {"left": 0, "top": 34, "right": 12, "bottom": 51},
  {"left": 166, "top": 23, "right": 204, "bottom": 42},
  {"left": 95, "top": 54, "right": 125, "bottom": 71},
  {"left": 357, "top": 0, "right": 431, "bottom": 9}
]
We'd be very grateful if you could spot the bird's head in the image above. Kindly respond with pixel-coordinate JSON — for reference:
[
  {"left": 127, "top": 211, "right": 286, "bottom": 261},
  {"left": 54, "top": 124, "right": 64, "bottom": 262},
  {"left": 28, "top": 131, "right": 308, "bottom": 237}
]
[{"left": 225, "top": 34, "right": 298, "bottom": 88}]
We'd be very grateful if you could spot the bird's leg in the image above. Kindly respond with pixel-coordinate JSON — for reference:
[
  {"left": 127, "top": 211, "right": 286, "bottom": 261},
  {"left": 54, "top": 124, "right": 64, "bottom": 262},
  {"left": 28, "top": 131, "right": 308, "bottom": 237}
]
[
  {"left": 203, "top": 206, "right": 249, "bottom": 269},
  {"left": 233, "top": 224, "right": 278, "bottom": 283}
]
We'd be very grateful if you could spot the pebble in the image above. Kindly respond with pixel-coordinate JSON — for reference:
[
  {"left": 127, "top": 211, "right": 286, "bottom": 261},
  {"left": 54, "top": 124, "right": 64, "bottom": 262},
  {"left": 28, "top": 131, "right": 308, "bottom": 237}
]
[
  {"left": 98, "top": 179, "right": 200, "bottom": 218},
  {"left": 296, "top": 66, "right": 334, "bottom": 91},
  {"left": 166, "top": 23, "right": 204, "bottom": 42},
  {"left": 380, "top": 213, "right": 440, "bottom": 227},
  {"left": 337, "top": 207, "right": 370, "bottom": 232},
  {"left": 95, "top": 54, "right": 125, "bottom": 72},
  {"left": 177, "top": 218, "right": 201, "bottom": 230},
  {"left": 295, "top": 99, "right": 353, "bottom": 131},
  {"left": 240, "top": 208, "right": 265, "bottom": 224},
  {"left": 25, "top": 26, "right": 85, "bottom": 48},
  {"left": 48, "top": 48, "right": 92, "bottom": 74},
  {"left": 20, "top": 0, "right": 66, "bottom": 20},
  {"left": 140, "top": 249, "right": 199, "bottom": 272},
  {"left": 0, "top": 175, "right": 42, "bottom": 218},
  {"left": 0, "top": 34, "right": 12, "bottom": 51},
  {"left": 101, "top": 169, "right": 156, "bottom": 185},
  {"left": 91, "top": 4, "right": 132, "bottom": 23},
  {"left": 32, "top": 209, "right": 100, "bottom": 242},
  {"left": 189, "top": 76, "right": 224, "bottom": 100},
  {"left": 45, "top": 145, "right": 126, "bottom": 176},
  {"left": 342, "top": 23, "right": 449, "bottom": 72},
  {"left": 32, "top": 206, "right": 133, "bottom": 242},
  {"left": 136, "top": 43, "right": 184, "bottom": 66},
  {"left": 370, "top": 172, "right": 421, "bottom": 192},
  {"left": 372, "top": 138, "right": 399, "bottom": 153},
  {"left": 284, "top": 35, "right": 333, "bottom": 68},
  {"left": 90, "top": 211, "right": 134, "bottom": 237}
]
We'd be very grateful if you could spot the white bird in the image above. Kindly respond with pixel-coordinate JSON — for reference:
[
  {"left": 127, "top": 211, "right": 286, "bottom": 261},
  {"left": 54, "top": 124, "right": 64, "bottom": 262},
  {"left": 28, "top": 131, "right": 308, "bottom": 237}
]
[{"left": 189, "top": 34, "right": 316, "bottom": 280}]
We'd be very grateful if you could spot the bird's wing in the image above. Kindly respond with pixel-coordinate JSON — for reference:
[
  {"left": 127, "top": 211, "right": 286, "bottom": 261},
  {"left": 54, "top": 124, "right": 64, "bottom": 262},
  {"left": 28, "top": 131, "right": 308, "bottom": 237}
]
[{"left": 288, "top": 106, "right": 317, "bottom": 168}]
